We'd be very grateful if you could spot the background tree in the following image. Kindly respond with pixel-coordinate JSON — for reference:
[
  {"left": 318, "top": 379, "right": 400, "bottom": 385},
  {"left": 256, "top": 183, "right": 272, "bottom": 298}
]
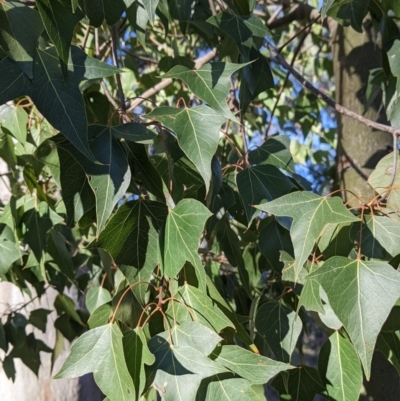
[{"left": 1, "top": 1, "right": 400, "bottom": 401}]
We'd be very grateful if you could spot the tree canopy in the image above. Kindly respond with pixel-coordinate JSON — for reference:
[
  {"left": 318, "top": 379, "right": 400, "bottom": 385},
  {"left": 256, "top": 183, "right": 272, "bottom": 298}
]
[{"left": 1, "top": 1, "right": 400, "bottom": 400}]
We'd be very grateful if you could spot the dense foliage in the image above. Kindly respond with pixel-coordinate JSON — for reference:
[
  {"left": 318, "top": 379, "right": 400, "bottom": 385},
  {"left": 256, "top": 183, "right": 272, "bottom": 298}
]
[{"left": 1, "top": 0, "right": 400, "bottom": 400}]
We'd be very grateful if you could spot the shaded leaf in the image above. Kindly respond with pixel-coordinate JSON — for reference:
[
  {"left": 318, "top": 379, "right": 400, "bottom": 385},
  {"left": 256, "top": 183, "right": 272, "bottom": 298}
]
[
  {"left": 248, "top": 135, "right": 294, "bottom": 172},
  {"left": 308, "top": 256, "right": 400, "bottom": 378},
  {"left": 337, "top": 0, "right": 370, "bottom": 33},
  {"left": 272, "top": 365, "right": 325, "bottom": 400},
  {"left": 97, "top": 200, "right": 167, "bottom": 268},
  {"left": 80, "top": 0, "right": 126, "bottom": 26},
  {"left": 255, "top": 192, "right": 358, "bottom": 281},
  {"left": 36, "top": 0, "right": 84, "bottom": 77},
  {"left": 255, "top": 301, "right": 302, "bottom": 362},
  {"left": 29, "top": 308, "right": 51, "bottom": 332},
  {"left": 237, "top": 165, "right": 295, "bottom": 224},
  {"left": 0, "top": 2, "right": 43, "bottom": 77}
]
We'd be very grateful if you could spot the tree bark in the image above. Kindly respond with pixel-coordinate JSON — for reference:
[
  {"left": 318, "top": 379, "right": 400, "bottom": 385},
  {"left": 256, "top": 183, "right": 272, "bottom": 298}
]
[{"left": 333, "top": 23, "right": 393, "bottom": 205}]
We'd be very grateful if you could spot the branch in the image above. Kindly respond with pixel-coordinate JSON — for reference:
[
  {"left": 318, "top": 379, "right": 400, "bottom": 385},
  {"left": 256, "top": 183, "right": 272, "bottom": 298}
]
[
  {"left": 127, "top": 48, "right": 217, "bottom": 112},
  {"left": 268, "top": 3, "right": 336, "bottom": 33},
  {"left": 266, "top": 42, "right": 400, "bottom": 138}
]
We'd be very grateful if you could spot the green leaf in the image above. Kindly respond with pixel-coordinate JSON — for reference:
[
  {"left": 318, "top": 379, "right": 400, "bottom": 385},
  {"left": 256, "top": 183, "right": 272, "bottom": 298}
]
[
  {"left": 207, "top": 13, "right": 259, "bottom": 59},
  {"left": 143, "top": 0, "right": 159, "bottom": 22},
  {"left": 359, "top": 214, "right": 400, "bottom": 259},
  {"left": 55, "top": 324, "right": 135, "bottom": 400},
  {"left": 237, "top": 165, "right": 295, "bottom": 224},
  {"left": 86, "top": 125, "right": 131, "bottom": 233},
  {"left": 123, "top": 327, "right": 154, "bottom": 399},
  {"left": 259, "top": 218, "right": 293, "bottom": 272},
  {"left": 87, "top": 303, "right": 112, "bottom": 329},
  {"left": 127, "top": 1, "right": 149, "bottom": 49},
  {"left": 248, "top": 135, "right": 294, "bottom": 172},
  {"left": 31, "top": 46, "right": 119, "bottom": 161},
  {"left": 56, "top": 137, "right": 96, "bottom": 227},
  {"left": 54, "top": 294, "right": 84, "bottom": 326},
  {"left": 160, "top": 199, "right": 211, "bottom": 290},
  {"left": 162, "top": 63, "right": 245, "bottom": 121},
  {"left": 36, "top": 0, "right": 84, "bottom": 77},
  {"left": 166, "top": 283, "right": 234, "bottom": 333},
  {"left": 272, "top": 365, "right": 325, "bottom": 400},
  {"left": 85, "top": 287, "right": 112, "bottom": 314},
  {"left": 197, "top": 376, "right": 267, "bottom": 401},
  {"left": 0, "top": 225, "right": 22, "bottom": 274},
  {"left": 31, "top": 48, "right": 92, "bottom": 161},
  {"left": 255, "top": 301, "right": 302, "bottom": 362},
  {"left": 337, "top": 0, "right": 370, "bottom": 33},
  {"left": 97, "top": 200, "right": 167, "bottom": 268},
  {"left": 146, "top": 106, "right": 225, "bottom": 192},
  {"left": 111, "top": 123, "right": 157, "bottom": 143},
  {"left": 211, "top": 345, "right": 293, "bottom": 384},
  {"left": 0, "top": 59, "right": 33, "bottom": 105},
  {"left": 47, "top": 228, "right": 74, "bottom": 279},
  {"left": 80, "top": 0, "right": 126, "bottom": 26},
  {"left": 22, "top": 201, "right": 63, "bottom": 264},
  {"left": 255, "top": 192, "right": 358, "bottom": 281},
  {"left": 298, "top": 277, "right": 325, "bottom": 314},
  {"left": 308, "top": 256, "right": 400, "bottom": 378},
  {"left": 1, "top": 106, "right": 28, "bottom": 143},
  {"left": 318, "top": 332, "right": 363, "bottom": 401},
  {"left": 29, "top": 308, "right": 51, "bottom": 332},
  {"left": 321, "top": 0, "right": 336, "bottom": 19},
  {"left": 368, "top": 151, "right": 400, "bottom": 210},
  {"left": 0, "top": 2, "right": 43, "bottom": 77},
  {"left": 147, "top": 330, "right": 227, "bottom": 401}
]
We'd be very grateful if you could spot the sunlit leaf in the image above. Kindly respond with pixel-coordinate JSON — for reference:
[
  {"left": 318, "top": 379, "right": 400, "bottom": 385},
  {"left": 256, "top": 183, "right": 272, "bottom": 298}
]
[
  {"left": 165, "top": 284, "right": 234, "bottom": 333},
  {"left": 162, "top": 63, "right": 245, "bottom": 121},
  {"left": 308, "top": 256, "right": 400, "bottom": 378},
  {"left": 255, "top": 192, "right": 358, "bottom": 281},
  {"left": 160, "top": 199, "right": 211, "bottom": 290},
  {"left": 55, "top": 324, "right": 135, "bottom": 400},
  {"left": 85, "top": 287, "right": 112, "bottom": 314},
  {"left": 318, "top": 332, "right": 363, "bottom": 401},
  {"left": 146, "top": 329, "right": 227, "bottom": 401},
  {"left": 211, "top": 345, "right": 293, "bottom": 384},
  {"left": 146, "top": 106, "right": 225, "bottom": 191}
]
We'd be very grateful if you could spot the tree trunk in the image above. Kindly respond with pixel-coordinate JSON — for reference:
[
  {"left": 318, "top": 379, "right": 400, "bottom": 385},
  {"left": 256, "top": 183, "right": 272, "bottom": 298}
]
[
  {"left": 333, "top": 22, "right": 400, "bottom": 401},
  {"left": 333, "top": 23, "right": 393, "bottom": 205}
]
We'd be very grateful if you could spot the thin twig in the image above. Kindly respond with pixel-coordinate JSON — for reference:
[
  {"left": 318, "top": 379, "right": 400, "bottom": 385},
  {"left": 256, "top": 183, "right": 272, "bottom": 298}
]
[
  {"left": 208, "top": 0, "right": 217, "bottom": 15},
  {"left": 127, "top": 48, "right": 217, "bottom": 112},
  {"left": 266, "top": 42, "right": 400, "bottom": 138},
  {"left": 265, "top": 27, "right": 310, "bottom": 137},
  {"left": 277, "top": 16, "right": 319, "bottom": 52},
  {"left": 81, "top": 25, "right": 91, "bottom": 50},
  {"left": 267, "top": 41, "right": 400, "bottom": 196},
  {"left": 110, "top": 24, "right": 126, "bottom": 113}
]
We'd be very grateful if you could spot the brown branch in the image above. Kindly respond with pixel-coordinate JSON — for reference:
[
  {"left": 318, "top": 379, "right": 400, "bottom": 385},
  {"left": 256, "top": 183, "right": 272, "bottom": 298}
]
[
  {"left": 265, "top": 26, "right": 311, "bottom": 137},
  {"left": 268, "top": 3, "right": 336, "bottom": 33},
  {"left": 266, "top": 42, "right": 400, "bottom": 138},
  {"left": 127, "top": 48, "right": 218, "bottom": 112}
]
